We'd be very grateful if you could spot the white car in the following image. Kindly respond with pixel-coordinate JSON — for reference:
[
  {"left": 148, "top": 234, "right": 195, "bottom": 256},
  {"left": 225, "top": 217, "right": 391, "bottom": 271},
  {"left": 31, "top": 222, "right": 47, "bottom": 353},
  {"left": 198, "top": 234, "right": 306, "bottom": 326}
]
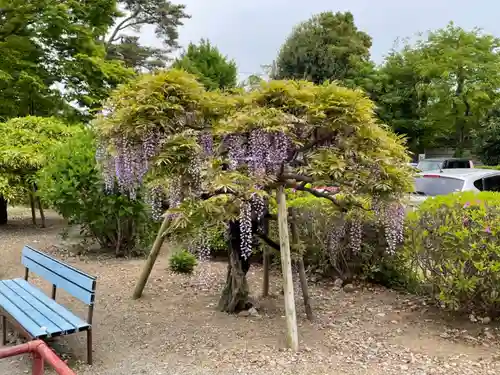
[{"left": 409, "top": 168, "right": 500, "bottom": 207}]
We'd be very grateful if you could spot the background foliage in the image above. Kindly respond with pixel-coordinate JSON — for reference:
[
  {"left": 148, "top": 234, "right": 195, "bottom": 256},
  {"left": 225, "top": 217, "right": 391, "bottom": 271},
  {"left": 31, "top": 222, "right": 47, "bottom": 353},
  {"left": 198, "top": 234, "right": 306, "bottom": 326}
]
[
  {"left": 172, "top": 39, "right": 238, "bottom": 91},
  {"left": 272, "top": 11, "right": 375, "bottom": 90}
]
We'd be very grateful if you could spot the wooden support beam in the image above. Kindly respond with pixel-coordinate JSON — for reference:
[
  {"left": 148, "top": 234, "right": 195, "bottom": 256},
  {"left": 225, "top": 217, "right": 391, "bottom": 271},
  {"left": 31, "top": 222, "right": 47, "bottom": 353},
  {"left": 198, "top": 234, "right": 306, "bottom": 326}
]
[{"left": 276, "top": 186, "right": 299, "bottom": 352}]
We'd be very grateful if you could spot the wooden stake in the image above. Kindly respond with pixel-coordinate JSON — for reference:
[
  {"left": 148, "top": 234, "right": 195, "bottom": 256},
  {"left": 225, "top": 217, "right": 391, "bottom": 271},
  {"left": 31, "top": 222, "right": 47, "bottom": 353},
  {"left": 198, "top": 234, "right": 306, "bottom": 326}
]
[
  {"left": 132, "top": 214, "right": 170, "bottom": 299},
  {"left": 36, "top": 196, "right": 46, "bottom": 228},
  {"left": 289, "top": 208, "right": 313, "bottom": 321},
  {"left": 32, "top": 184, "right": 45, "bottom": 227},
  {"left": 262, "top": 247, "right": 270, "bottom": 297},
  {"left": 29, "top": 192, "right": 36, "bottom": 225},
  {"left": 276, "top": 186, "right": 299, "bottom": 352}
]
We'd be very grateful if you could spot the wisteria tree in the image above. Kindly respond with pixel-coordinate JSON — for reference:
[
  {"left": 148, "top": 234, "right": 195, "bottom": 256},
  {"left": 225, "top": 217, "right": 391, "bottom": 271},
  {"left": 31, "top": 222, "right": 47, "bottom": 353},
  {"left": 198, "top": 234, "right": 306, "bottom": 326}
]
[{"left": 94, "top": 69, "right": 413, "bottom": 348}]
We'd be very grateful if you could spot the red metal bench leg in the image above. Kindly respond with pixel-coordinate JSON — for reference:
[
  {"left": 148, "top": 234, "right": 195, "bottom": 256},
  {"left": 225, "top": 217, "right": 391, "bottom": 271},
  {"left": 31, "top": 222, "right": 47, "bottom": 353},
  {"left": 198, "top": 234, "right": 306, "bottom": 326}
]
[
  {"left": 1, "top": 316, "right": 6, "bottom": 345},
  {"left": 32, "top": 351, "right": 44, "bottom": 375},
  {"left": 87, "top": 329, "right": 92, "bottom": 365}
]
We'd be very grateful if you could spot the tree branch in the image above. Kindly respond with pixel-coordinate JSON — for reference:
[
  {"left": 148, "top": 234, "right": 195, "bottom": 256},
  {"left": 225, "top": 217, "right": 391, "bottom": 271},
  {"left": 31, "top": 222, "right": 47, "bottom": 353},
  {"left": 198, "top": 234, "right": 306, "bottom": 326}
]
[
  {"left": 280, "top": 173, "right": 313, "bottom": 183},
  {"left": 290, "top": 182, "right": 343, "bottom": 205},
  {"left": 256, "top": 232, "right": 280, "bottom": 251},
  {"left": 200, "top": 188, "right": 239, "bottom": 200},
  {"left": 288, "top": 182, "right": 369, "bottom": 212},
  {"left": 265, "top": 213, "right": 277, "bottom": 220},
  {"left": 106, "top": 12, "right": 140, "bottom": 46}
]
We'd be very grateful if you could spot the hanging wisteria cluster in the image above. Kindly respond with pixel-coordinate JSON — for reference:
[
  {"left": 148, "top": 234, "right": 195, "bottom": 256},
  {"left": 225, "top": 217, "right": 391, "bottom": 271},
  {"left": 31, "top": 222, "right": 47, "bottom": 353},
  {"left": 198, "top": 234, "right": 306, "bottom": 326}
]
[
  {"left": 239, "top": 200, "right": 253, "bottom": 259},
  {"left": 326, "top": 201, "right": 405, "bottom": 260},
  {"left": 348, "top": 218, "right": 363, "bottom": 253},
  {"left": 144, "top": 185, "right": 165, "bottom": 221},
  {"left": 224, "top": 130, "right": 293, "bottom": 259},
  {"left": 96, "top": 129, "right": 163, "bottom": 199},
  {"left": 328, "top": 219, "right": 347, "bottom": 256},
  {"left": 225, "top": 130, "right": 291, "bottom": 175},
  {"left": 188, "top": 236, "right": 211, "bottom": 260},
  {"left": 373, "top": 200, "right": 405, "bottom": 253}
]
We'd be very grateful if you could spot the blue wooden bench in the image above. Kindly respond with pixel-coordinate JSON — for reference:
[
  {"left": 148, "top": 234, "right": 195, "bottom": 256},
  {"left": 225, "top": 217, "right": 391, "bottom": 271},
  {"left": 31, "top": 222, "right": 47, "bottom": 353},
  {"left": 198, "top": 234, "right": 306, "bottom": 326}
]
[{"left": 0, "top": 245, "right": 97, "bottom": 364}]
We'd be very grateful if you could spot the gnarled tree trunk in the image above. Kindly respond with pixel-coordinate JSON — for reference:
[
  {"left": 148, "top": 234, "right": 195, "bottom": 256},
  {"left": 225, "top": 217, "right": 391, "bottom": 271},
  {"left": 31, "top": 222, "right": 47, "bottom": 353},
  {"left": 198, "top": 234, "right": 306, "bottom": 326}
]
[
  {"left": 0, "top": 196, "right": 7, "bottom": 225},
  {"left": 218, "top": 221, "right": 252, "bottom": 313}
]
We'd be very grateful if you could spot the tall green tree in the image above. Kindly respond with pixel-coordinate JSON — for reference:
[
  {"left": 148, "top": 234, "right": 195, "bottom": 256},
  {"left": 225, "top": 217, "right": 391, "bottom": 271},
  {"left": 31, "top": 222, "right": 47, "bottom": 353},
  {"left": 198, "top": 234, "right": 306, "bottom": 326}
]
[
  {"left": 172, "top": 39, "right": 237, "bottom": 90},
  {"left": 272, "top": 11, "right": 375, "bottom": 88},
  {"left": 374, "top": 47, "right": 432, "bottom": 155},
  {"left": 105, "top": 0, "right": 189, "bottom": 72},
  {"left": 0, "top": 0, "right": 134, "bottom": 120},
  {"left": 376, "top": 23, "right": 500, "bottom": 155}
]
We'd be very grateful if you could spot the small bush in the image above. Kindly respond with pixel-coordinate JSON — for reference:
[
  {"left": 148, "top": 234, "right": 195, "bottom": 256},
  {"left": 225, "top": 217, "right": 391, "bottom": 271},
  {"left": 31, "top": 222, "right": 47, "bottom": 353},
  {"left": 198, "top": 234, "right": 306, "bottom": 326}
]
[
  {"left": 402, "top": 192, "right": 500, "bottom": 315},
  {"left": 37, "top": 130, "right": 159, "bottom": 256},
  {"left": 169, "top": 250, "right": 197, "bottom": 274}
]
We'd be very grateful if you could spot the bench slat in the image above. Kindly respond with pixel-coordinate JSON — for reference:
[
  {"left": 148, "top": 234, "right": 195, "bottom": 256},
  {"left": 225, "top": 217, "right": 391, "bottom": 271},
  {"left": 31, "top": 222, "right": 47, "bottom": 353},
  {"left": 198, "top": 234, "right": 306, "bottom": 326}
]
[
  {"left": 12, "top": 279, "right": 89, "bottom": 331},
  {"left": 0, "top": 284, "right": 46, "bottom": 338},
  {"left": 21, "top": 257, "right": 94, "bottom": 304},
  {"left": 22, "top": 247, "right": 95, "bottom": 291},
  {"left": 2, "top": 280, "right": 77, "bottom": 334},
  {"left": 0, "top": 282, "right": 62, "bottom": 336}
]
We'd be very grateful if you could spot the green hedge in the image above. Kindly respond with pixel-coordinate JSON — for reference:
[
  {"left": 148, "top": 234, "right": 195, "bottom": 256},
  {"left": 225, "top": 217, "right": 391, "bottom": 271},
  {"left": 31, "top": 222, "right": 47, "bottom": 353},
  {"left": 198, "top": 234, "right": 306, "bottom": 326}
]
[{"left": 402, "top": 191, "right": 500, "bottom": 315}]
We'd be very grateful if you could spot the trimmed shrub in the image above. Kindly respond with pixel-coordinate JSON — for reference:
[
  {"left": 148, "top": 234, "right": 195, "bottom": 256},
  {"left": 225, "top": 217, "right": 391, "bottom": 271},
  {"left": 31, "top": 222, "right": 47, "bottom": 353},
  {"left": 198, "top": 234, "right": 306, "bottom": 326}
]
[
  {"left": 402, "top": 192, "right": 500, "bottom": 315},
  {"left": 169, "top": 249, "right": 197, "bottom": 274},
  {"left": 37, "top": 130, "right": 158, "bottom": 256}
]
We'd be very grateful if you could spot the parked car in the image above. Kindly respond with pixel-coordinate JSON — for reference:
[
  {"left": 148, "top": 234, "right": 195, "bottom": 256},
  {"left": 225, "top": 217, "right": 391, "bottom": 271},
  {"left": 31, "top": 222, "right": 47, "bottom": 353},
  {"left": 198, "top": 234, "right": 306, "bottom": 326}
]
[
  {"left": 416, "top": 158, "right": 474, "bottom": 172},
  {"left": 408, "top": 168, "right": 500, "bottom": 207}
]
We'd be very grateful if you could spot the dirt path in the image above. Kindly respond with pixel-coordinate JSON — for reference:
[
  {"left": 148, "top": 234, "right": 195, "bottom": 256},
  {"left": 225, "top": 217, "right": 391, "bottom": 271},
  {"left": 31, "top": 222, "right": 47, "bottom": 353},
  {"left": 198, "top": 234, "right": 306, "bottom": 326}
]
[{"left": 1, "top": 208, "right": 500, "bottom": 374}]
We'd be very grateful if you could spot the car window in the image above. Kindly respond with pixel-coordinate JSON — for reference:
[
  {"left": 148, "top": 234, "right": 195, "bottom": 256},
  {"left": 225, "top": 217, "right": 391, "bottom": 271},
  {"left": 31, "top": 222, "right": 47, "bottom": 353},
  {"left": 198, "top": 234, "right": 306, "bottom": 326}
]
[
  {"left": 417, "top": 160, "right": 443, "bottom": 171},
  {"left": 414, "top": 176, "right": 465, "bottom": 196},
  {"left": 483, "top": 175, "right": 500, "bottom": 192},
  {"left": 446, "top": 160, "right": 470, "bottom": 168},
  {"left": 473, "top": 179, "right": 484, "bottom": 190}
]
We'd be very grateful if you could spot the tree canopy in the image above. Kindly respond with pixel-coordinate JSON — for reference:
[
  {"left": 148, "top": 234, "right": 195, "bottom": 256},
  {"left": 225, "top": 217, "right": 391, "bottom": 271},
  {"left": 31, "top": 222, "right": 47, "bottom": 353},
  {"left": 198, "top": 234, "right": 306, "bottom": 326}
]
[
  {"left": 94, "top": 69, "right": 413, "bottom": 313},
  {"left": 272, "top": 11, "right": 375, "bottom": 89},
  {"left": 172, "top": 39, "right": 238, "bottom": 90},
  {"left": 0, "top": 0, "right": 190, "bottom": 122},
  {"left": 95, "top": 70, "right": 412, "bottom": 208},
  {"left": 376, "top": 23, "right": 500, "bottom": 155},
  {"left": 0, "top": 0, "right": 136, "bottom": 120}
]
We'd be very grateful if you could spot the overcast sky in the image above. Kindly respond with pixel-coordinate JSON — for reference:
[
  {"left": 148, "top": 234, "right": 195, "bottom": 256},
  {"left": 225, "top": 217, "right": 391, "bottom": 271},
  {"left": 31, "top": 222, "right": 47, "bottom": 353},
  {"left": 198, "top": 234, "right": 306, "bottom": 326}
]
[{"left": 139, "top": 0, "right": 500, "bottom": 80}]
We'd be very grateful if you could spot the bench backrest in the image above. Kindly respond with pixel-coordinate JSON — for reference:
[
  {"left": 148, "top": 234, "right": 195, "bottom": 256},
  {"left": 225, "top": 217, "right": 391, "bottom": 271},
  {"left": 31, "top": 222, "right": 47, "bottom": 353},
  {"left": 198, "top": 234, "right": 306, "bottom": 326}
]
[{"left": 21, "top": 246, "right": 96, "bottom": 305}]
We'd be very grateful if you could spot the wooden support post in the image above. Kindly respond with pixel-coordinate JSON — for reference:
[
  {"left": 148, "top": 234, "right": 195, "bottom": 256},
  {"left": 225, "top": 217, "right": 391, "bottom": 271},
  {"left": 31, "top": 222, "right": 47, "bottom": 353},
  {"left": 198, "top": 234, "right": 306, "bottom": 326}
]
[
  {"left": 132, "top": 214, "right": 170, "bottom": 299},
  {"left": 262, "top": 247, "right": 270, "bottom": 297},
  {"left": 36, "top": 197, "right": 46, "bottom": 228},
  {"left": 289, "top": 208, "right": 313, "bottom": 321},
  {"left": 29, "top": 192, "right": 36, "bottom": 226},
  {"left": 276, "top": 186, "right": 299, "bottom": 352},
  {"left": 32, "top": 184, "right": 45, "bottom": 228}
]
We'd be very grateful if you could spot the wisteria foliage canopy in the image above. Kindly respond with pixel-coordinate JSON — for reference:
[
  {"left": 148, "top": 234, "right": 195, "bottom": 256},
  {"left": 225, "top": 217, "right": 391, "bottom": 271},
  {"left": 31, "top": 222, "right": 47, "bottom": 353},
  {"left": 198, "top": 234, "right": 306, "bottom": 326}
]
[{"left": 94, "top": 69, "right": 413, "bottom": 255}]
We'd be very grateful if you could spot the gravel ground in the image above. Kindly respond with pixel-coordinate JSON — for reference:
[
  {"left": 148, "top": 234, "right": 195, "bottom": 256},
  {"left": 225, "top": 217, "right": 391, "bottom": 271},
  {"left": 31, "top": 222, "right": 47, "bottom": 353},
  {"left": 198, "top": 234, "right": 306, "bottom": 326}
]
[{"left": 1, "top": 208, "right": 500, "bottom": 374}]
